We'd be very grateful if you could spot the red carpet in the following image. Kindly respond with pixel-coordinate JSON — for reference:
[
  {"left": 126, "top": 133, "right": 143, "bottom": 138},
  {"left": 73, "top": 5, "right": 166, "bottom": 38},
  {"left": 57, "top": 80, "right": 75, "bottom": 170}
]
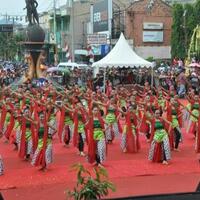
[{"left": 1, "top": 127, "right": 200, "bottom": 199}]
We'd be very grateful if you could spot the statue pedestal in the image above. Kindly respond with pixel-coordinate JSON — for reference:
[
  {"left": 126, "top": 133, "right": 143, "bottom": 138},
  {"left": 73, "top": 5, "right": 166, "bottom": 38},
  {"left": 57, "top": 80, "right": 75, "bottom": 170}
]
[{"left": 22, "top": 24, "right": 46, "bottom": 82}]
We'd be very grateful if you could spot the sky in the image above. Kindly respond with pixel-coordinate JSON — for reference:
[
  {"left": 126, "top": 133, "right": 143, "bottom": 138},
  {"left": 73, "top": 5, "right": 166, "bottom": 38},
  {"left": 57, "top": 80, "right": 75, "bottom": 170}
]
[{"left": 0, "top": 0, "right": 67, "bottom": 16}]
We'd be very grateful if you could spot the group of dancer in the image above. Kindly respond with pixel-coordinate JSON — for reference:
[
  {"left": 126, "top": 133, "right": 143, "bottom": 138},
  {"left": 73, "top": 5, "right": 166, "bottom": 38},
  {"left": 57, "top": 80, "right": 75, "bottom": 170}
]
[{"left": 0, "top": 80, "right": 200, "bottom": 175}]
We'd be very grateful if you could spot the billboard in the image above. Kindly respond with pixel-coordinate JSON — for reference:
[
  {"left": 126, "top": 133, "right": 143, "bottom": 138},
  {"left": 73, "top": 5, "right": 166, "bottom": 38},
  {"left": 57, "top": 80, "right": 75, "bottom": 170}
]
[
  {"left": 87, "top": 34, "right": 107, "bottom": 45},
  {"left": 93, "top": 0, "right": 109, "bottom": 33},
  {"left": 143, "top": 31, "right": 163, "bottom": 42},
  {"left": 143, "top": 22, "right": 163, "bottom": 30},
  {"left": 0, "top": 24, "right": 13, "bottom": 32}
]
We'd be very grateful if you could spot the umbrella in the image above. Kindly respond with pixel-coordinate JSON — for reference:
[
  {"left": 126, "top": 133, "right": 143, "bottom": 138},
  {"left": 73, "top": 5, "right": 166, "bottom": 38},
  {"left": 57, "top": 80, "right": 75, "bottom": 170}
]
[{"left": 189, "top": 63, "right": 200, "bottom": 67}]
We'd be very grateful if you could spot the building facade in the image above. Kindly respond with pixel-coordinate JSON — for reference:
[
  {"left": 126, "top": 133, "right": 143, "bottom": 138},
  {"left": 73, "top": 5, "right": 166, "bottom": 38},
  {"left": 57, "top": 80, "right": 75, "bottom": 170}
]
[
  {"left": 126, "top": 0, "right": 172, "bottom": 59},
  {"left": 39, "top": 0, "right": 176, "bottom": 62},
  {"left": 165, "top": 0, "right": 195, "bottom": 4}
]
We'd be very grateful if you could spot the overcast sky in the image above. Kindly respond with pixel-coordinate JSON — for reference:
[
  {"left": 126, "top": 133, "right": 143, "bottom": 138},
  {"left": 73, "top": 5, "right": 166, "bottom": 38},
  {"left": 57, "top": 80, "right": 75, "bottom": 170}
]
[{"left": 0, "top": 0, "right": 67, "bottom": 16}]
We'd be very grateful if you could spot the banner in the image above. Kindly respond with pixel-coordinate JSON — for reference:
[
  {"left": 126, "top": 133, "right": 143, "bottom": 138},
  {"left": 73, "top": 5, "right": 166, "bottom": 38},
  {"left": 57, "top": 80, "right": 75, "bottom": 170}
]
[{"left": 93, "top": 0, "right": 109, "bottom": 33}]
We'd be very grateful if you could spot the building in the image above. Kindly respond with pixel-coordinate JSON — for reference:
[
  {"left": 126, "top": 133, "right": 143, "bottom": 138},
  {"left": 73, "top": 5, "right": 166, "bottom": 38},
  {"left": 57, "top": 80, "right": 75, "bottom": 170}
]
[
  {"left": 39, "top": 0, "right": 175, "bottom": 62},
  {"left": 165, "top": 0, "right": 196, "bottom": 4},
  {"left": 0, "top": 18, "right": 24, "bottom": 33},
  {"left": 39, "top": 0, "right": 134, "bottom": 63},
  {"left": 126, "top": 0, "right": 172, "bottom": 59},
  {"left": 39, "top": 5, "right": 71, "bottom": 62}
]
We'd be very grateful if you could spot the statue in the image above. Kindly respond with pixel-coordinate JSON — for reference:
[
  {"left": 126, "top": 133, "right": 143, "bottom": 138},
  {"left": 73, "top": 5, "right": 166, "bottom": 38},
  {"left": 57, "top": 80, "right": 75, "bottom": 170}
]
[
  {"left": 24, "top": 0, "right": 39, "bottom": 25},
  {"left": 22, "top": 0, "right": 46, "bottom": 82}
]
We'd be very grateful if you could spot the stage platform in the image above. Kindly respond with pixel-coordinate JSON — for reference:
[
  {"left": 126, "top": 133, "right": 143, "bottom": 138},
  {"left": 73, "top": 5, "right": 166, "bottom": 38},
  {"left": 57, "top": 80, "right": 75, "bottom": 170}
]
[{"left": 0, "top": 128, "right": 200, "bottom": 200}]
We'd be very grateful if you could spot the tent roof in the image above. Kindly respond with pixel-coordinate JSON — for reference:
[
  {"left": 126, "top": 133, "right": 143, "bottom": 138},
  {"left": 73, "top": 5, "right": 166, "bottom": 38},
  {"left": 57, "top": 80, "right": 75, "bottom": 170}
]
[{"left": 92, "top": 33, "right": 152, "bottom": 68}]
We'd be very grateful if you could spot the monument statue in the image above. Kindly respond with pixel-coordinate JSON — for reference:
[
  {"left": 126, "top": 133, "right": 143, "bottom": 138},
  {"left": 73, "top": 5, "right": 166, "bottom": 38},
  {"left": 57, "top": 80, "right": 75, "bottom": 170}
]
[
  {"left": 24, "top": 0, "right": 39, "bottom": 25},
  {"left": 22, "top": 0, "right": 46, "bottom": 82}
]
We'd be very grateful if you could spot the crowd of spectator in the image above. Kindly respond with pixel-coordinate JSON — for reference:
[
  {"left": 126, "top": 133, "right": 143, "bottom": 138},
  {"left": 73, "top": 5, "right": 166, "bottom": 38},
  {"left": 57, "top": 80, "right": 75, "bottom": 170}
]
[
  {"left": 0, "top": 61, "right": 26, "bottom": 87},
  {"left": 1, "top": 58, "right": 200, "bottom": 99}
]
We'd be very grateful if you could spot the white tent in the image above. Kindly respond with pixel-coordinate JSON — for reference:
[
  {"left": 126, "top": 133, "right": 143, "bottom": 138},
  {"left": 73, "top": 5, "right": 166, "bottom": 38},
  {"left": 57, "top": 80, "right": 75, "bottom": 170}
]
[{"left": 92, "top": 33, "right": 152, "bottom": 68}]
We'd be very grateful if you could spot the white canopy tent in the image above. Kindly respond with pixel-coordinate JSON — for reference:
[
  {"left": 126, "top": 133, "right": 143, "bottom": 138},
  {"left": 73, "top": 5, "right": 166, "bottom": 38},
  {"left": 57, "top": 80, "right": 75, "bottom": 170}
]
[
  {"left": 92, "top": 33, "right": 152, "bottom": 69},
  {"left": 92, "top": 33, "right": 154, "bottom": 91}
]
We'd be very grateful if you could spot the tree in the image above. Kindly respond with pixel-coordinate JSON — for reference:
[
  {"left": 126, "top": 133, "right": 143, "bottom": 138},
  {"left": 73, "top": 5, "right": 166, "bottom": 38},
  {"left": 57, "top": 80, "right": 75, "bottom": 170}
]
[
  {"left": 194, "top": 0, "right": 200, "bottom": 25},
  {"left": 171, "top": 3, "right": 185, "bottom": 59},
  {"left": 184, "top": 3, "right": 197, "bottom": 54},
  {"left": 0, "top": 32, "right": 24, "bottom": 61}
]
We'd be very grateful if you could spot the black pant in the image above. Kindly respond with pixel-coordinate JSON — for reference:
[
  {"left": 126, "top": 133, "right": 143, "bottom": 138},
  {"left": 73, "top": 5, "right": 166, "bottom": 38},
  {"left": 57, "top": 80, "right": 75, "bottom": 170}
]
[
  {"left": 78, "top": 133, "right": 84, "bottom": 152},
  {"left": 163, "top": 145, "right": 167, "bottom": 161},
  {"left": 174, "top": 127, "right": 181, "bottom": 149},
  {"left": 0, "top": 192, "right": 4, "bottom": 200},
  {"left": 96, "top": 154, "right": 101, "bottom": 164},
  {"left": 146, "top": 124, "right": 151, "bottom": 139},
  {"left": 65, "top": 126, "right": 71, "bottom": 145}
]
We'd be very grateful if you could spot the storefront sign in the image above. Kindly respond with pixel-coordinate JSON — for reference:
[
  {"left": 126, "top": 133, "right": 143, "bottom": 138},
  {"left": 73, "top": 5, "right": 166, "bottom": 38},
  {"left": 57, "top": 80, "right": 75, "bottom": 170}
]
[
  {"left": 143, "top": 31, "right": 163, "bottom": 42},
  {"left": 87, "top": 34, "right": 107, "bottom": 45},
  {"left": 143, "top": 22, "right": 163, "bottom": 30},
  {"left": 0, "top": 24, "right": 13, "bottom": 32},
  {"left": 92, "top": 45, "right": 102, "bottom": 55},
  {"left": 93, "top": 0, "right": 109, "bottom": 33}
]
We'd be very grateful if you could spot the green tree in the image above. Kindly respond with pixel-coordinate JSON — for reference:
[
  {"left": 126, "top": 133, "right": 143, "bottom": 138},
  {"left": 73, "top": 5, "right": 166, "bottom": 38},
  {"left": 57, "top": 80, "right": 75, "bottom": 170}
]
[
  {"left": 171, "top": 3, "right": 185, "bottom": 59},
  {"left": 184, "top": 3, "right": 197, "bottom": 53},
  {"left": 194, "top": 0, "right": 200, "bottom": 25},
  {"left": 0, "top": 32, "right": 24, "bottom": 61}
]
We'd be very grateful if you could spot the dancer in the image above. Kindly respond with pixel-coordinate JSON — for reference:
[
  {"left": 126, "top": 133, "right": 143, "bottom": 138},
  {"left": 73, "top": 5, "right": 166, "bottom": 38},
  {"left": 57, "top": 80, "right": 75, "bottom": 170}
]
[
  {"left": 73, "top": 102, "right": 87, "bottom": 156},
  {"left": 57, "top": 100, "right": 74, "bottom": 147},
  {"left": 19, "top": 106, "right": 35, "bottom": 161},
  {"left": 104, "top": 98, "right": 120, "bottom": 143},
  {"left": 195, "top": 114, "right": 200, "bottom": 153},
  {"left": 166, "top": 98, "right": 183, "bottom": 151},
  {"left": 186, "top": 95, "right": 199, "bottom": 136},
  {"left": 1, "top": 97, "right": 15, "bottom": 142},
  {"left": 0, "top": 132, "right": 4, "bottom": 176},
  {"left": 87, "top": 105, "right": 106, "bottom": 167},
  {"left": 121, "top": 104, "right": 140, "bottom": 153},
  {"left": 46, "top": 96, "right": 57, "bottom": 137},
  {"left": 32, "top": 111, "right": 56, "bottom": 171},
  {"left": 139, "top": 95, "right": 157, "bottom": 142},
  {"left": 148, "top": 109, "right": 171, "bottom": 165},
  {"left": 10, "top": 101, "right": 22, "bottom": 150}
]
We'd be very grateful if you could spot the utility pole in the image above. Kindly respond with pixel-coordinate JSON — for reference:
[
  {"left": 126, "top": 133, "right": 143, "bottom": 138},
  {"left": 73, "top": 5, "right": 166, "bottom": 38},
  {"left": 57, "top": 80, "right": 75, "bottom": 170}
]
[
  {"left": 53, "top": 0, "right": 58, "bottom": 65},
  {"left": 70, "top": 0, "right": 75, "bottom": 62},
  {"left": 53, "top": 0, "right": 57, "bottom": 44}
]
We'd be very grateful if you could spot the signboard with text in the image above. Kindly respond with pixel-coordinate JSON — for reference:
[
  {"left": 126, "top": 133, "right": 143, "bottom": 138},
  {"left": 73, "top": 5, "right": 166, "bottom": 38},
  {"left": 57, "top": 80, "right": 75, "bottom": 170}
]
[
  {"left": 143, "top": 22, "right": 163, "bottom": 30},
  {"left": 0, "top": 24, "right": 13, "bottom": 32},
  {"left": 93, "top": 0, "right": 109, "bottom": 33},
  {"left": 87, "top": 34, "right": 107, "bottom": 45},
  {"left": 143, "top": 31, "right": 163, "bottom": 42}
]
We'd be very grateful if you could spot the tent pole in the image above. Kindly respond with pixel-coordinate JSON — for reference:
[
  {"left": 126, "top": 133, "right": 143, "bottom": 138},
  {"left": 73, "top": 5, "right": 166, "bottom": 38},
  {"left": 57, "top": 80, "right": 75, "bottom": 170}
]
[
  {"left": 151, "top": 62, "right": 156, "bottom": 88},
  {"left": 103, "top": 68, "right": 106, "bottom": 93},
  {"left": 151, "top": 67, "right": 153, "bottom": 88}
]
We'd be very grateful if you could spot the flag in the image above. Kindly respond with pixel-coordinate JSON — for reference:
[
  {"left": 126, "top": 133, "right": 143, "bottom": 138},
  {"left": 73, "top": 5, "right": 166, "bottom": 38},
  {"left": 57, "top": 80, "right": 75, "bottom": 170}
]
[
  {"left": 64, "top": 43, "right": 72, "bottom": 63},
  {"left": 87, "top": 45, "right": 94, "bottom": 63}
]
